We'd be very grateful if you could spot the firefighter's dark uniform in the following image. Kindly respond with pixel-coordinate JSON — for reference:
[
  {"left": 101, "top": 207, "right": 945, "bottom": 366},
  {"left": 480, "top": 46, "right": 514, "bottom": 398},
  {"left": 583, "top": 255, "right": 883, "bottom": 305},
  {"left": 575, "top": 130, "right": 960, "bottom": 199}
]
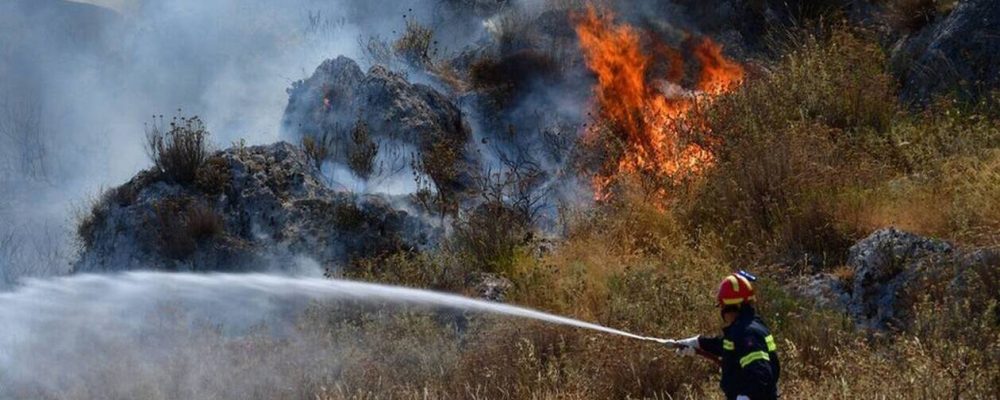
[{"left": 699, "top": 306, "right": 780, "bottom": 400}]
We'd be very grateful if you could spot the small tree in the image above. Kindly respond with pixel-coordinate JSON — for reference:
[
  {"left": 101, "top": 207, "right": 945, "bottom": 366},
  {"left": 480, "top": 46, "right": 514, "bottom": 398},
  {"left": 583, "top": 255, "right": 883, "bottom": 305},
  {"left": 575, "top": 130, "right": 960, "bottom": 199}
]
[{"left": 146, "top": 114, "right": 211, "bottom": 184}]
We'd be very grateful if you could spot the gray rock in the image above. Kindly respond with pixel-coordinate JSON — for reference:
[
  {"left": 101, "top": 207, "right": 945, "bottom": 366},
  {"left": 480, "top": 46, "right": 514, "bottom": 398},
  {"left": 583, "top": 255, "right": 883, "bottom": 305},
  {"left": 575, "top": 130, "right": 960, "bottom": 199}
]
[
  {"left": 470, "top": 272, "right": 512, "bottom": 302},
  {"left": 786, "top": 273, "right": 850, "bottom": 310},
  {"left": 281, "top": 56, "right": 476, "bottom": 191},
  {"left": 894, "top": 0, "right": 1000, "bottom": 103},
  {"left": 74, "top": 142, "right": 439, "bottom": 273},
  {"left": 789, "top": 228, "right": 999, "bottom": 331},
  {"left": 845, "top": 228, "right": 953, "bottom": 329}
]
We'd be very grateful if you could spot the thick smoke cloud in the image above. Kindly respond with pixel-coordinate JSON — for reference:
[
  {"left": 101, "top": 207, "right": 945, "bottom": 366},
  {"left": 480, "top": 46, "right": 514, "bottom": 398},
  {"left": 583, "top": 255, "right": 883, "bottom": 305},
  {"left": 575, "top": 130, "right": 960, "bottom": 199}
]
[{"left": 0, "top": 0, "right": 493, "bottom": 284}]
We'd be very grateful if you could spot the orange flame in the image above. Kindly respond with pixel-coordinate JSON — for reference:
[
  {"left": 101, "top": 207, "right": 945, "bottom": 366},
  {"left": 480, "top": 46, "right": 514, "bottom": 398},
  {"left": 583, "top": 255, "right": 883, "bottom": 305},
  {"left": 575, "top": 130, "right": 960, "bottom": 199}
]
[{"left": 574, "top": 6, "right": 744, "bottom": 201}]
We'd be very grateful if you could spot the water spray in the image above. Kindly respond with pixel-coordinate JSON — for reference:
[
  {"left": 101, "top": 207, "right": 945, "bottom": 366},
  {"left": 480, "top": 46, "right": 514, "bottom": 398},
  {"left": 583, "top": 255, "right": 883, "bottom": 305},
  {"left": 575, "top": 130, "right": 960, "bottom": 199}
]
[{"left": 0, "top": 272, "right": 720, "bottom": 366}]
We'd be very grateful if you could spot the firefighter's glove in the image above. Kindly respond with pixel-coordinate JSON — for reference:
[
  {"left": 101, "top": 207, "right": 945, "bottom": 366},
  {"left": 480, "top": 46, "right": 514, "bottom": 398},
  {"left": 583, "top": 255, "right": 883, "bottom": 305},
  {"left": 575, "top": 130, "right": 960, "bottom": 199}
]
[{"left": 664, "top": 336, "right": 700, "bottom": 357}]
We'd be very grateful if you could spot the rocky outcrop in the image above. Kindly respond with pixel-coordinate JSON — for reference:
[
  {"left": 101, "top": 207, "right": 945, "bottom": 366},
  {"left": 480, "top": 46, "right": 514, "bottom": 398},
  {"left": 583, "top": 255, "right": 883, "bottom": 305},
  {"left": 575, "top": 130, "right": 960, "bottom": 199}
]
[
  {"left": 789, "top": 227, "right": 998, "bottom": 330},
  {"left": 74, "top": 142, "right": 438, "bottom": 273},
  {"left": 470, "top": 272, "right": 512, "bottom": 302},
  {"left": 893, "top": 0, "right": 1000, "bottom": 103},
  {"left": 281, "top": 56, "right": 475, "bottom": 191},
  {"left": 844, "top": 228, "right": 953, "bottom": 329}
]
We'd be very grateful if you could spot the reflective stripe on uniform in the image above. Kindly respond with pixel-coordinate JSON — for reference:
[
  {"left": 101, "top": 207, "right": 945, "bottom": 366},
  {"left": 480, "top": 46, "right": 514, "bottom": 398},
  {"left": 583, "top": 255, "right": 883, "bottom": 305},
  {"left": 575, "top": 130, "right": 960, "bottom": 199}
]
[
  {"left": 765, "top": 335, "right": 777, "bottom": 352},
  {"left": 739, "top": 351, "right": 770, "bottom": 368},
  {"left": 723, "top": 340, "right": 734, "bottom": 350}
]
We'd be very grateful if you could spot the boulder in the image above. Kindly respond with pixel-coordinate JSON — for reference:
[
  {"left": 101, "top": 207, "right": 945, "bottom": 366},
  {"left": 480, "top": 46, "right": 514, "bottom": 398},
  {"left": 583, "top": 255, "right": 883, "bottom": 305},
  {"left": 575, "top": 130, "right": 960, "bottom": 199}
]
[
  {"left": 790, "top": 227, "right": 998, "bottom": 330},
  {"left": 893, "top": 0, "right": 1000, "bottom": 103},
  {"left": 73, "top": 142, "right": 439, "bottom": 273},
  {"left": 845, "top": 227, "right": 953, "bottom": 329},
  {"left": 281, "top": 56, "right": 475, "bottom": 191},
  {"left": 470, "top": 272, "right": 512, "bottom": 302}
]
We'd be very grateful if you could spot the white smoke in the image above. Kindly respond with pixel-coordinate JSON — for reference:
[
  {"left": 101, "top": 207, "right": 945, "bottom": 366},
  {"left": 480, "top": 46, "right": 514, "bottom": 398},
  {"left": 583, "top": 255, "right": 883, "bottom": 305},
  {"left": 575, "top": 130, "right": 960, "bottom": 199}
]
[{"left": 0, "top": 0, "right": 493, "bottom": 284}]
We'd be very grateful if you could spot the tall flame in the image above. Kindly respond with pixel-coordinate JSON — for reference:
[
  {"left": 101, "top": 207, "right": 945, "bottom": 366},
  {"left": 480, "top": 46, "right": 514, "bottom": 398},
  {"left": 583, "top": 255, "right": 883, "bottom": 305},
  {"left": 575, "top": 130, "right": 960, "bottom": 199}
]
[{"left": 574, "top": 7, "right": 744, "bottom": 201}]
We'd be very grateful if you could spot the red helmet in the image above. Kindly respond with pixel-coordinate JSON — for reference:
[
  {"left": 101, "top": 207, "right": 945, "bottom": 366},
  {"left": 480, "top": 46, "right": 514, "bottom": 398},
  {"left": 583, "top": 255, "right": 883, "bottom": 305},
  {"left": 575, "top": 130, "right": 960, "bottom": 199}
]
[{"left": 716, "top": 272, "right": 755, "bottom": 307}]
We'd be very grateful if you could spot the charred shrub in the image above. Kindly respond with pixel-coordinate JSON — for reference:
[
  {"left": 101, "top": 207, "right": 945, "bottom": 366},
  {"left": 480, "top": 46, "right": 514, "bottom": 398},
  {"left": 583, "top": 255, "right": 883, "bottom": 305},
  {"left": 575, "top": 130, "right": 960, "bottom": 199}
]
[
  {"left": 453, "top": 201, "right": 531, "bottom": 275},
  {"left": 151, "top": 197, "right": 224, "bottom": 261},
  {"left": 76, "top": 199, "right": 107, "bottom": 251},
  {"left": 75, "top": 183, "right": 142, "bottom": 250},
  {"left": 412, "top": 138, "right": 464, "bottom": 219},
  {"left": 470, "top": 50, "right": 560, "bottom": 109},
  {"left": 346, "top": 120, "right": 378, "bottom": 179},
  {"left": 146, "top": 115, "right": 212, "bottom": 185},
  {"left": 884, "top": 0, "right": 949, "bottom": 32},
  {"left": 195, "top": 156, "right": 231, "bottom": 196},
  {"left": 394, "top": 19, "right": 434, "bottom": 66},
  {"left": 301, "top": 131, "right": 335, "bottom": 170}
]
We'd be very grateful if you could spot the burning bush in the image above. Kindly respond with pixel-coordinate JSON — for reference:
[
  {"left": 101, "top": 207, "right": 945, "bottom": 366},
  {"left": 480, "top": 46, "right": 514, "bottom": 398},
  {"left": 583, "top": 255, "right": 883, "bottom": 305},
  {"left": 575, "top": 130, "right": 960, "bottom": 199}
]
[
  {"left": 573, "top": 6, "right": 743, "bottom": 202},
  {"left": 146, "top": 115, "right": 212, "bottom": 185}
]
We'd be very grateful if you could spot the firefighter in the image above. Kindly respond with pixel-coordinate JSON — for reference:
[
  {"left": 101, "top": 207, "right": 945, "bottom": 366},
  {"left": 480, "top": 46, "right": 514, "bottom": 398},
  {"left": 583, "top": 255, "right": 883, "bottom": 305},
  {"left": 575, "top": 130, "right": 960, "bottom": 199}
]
[{"left": 665, "top": 271, "right": 780, "bottom": 400}]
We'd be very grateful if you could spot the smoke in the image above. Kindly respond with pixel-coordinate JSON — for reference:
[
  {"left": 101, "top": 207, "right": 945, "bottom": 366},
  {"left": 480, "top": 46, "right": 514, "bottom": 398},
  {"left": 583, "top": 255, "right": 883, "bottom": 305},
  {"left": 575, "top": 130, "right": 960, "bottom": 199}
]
[{"left": 0, "top": 0, "right": 494, "bottom": 284}]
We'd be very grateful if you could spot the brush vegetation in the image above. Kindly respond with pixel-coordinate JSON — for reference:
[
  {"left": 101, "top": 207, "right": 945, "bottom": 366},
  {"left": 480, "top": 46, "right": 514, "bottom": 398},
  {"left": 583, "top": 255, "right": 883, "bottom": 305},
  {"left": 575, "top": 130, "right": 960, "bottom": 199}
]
[
  {"left": 64, "top": 24, "right": 999, "bottom": 400},
  {"left": 310, "top": 26, "right": 999, "bottom": 399}
]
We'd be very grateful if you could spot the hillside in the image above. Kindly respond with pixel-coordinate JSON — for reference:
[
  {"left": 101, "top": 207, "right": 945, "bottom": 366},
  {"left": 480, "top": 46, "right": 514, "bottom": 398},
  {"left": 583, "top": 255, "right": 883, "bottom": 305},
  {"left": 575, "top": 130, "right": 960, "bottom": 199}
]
[{"left": 1, "top": 0, "right": 998, "bottom": 399}]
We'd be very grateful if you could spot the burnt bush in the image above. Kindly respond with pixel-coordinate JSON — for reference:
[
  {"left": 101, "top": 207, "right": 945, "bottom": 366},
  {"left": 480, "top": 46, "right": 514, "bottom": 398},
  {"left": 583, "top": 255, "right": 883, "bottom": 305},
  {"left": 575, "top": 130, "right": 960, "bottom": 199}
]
[
  {"left": 469, "top": 50, "right": 561, "bottom": 109},
  {"left": 146, "top": 115, "right": 212, "bottom": 185},
  {"left": 884, "top": 0, "right": 949, "bottom": 32},
  {"left": 195, "top": 156, "right": 231, "bottom": 196},
  {"left": 394, "top": 19, "right": 434, "bottom": 66},
  {"left": 346, "top": 120, "right": 377, "bottom": 179},
  {"left": 150, "top": 197, "right": 224, "bottom": 261},
  {"left": 301, "top": 132, "right": 334, "bottom": 170},
  {"left": 412, "top": 137, "right": 464, "bottom": 220},
  {"left": 452, "top": 201, "right": 531, "bottom": 275}
]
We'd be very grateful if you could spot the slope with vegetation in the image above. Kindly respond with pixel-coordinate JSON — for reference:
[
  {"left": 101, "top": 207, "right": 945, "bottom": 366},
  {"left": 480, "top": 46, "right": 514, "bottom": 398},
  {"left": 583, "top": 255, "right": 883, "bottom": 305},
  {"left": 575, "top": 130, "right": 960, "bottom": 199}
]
[{"left": 66, "top": 0, "right": 999, "bottom": 399}]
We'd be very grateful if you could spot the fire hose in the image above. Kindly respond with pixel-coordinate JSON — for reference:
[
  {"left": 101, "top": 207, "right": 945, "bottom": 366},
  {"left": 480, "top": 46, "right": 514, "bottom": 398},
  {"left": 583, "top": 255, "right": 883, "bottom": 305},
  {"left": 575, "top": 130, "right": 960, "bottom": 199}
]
[{"left": 636, "top": 336, "right": 722, "bottom": 366}]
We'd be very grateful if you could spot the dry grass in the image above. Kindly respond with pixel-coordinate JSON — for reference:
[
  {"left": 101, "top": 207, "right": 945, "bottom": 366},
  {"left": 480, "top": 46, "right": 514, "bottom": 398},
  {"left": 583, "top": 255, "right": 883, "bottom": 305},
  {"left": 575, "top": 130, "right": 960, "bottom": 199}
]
[
  {"left": 57, "top": 189, "right": 1000, "bottom": 398},
  {"left": 394, "top": 19, "right": 435, "bottom": 66},
  {"left": 60, "top": 21, "right": 1000, "bottom": 400},
  {"left": 680, "top": 27, "right": 999, "bottom": 268}
]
